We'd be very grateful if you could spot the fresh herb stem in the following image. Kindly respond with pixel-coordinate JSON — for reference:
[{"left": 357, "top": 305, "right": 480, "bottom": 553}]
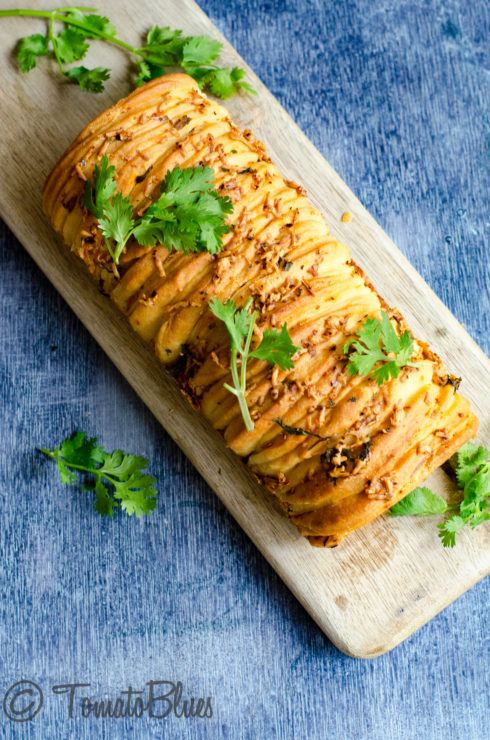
[
  {"left": 241, "top": 309, "right": 257, "bottom": 389},
  {"left": 48, "top": 14, "right": 64, "bottom": 75},
  {"left": 41, "top": 446, "right": 121, "bottom": 488},
  {"left": 210, "top": 297, "right": 299, "bottom": 433},
  {"left": 224, "top": 352, "right": 254, "bottom": 432},
  {"left": 222, "top": 301, "right": 256, "bottom": 432},
  {"left": 0, "top": 9, "right": 134, "bottom": 53}
]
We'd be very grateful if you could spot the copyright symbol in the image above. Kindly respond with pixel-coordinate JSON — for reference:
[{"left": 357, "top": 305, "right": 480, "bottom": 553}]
[{"left": 3, "top": 681, "right": 43, "bottom": 722}]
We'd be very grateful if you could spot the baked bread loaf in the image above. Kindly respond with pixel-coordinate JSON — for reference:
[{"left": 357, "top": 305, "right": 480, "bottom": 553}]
[{"left": 43, "top": 73, "right": 478, "bottom": 546}]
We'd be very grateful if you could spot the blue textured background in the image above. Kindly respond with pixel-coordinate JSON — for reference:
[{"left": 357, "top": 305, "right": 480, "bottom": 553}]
[{"left": 0, "top": 0, "right": 489, "bottom": 738}]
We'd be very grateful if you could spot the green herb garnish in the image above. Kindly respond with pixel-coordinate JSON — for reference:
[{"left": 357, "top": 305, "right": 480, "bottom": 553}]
[
  {"left": 209, "top": 298, "right": 299, "bottom": 432},
  {"left": 82, "top": 156, "right": 233, "bottom": 263},
  {"left": 0, "top": 7, "right": 255, "bottom": 97},
  {"left": 389, "top": 442, "right": 490, "bottom": 547},
  {"left": 343, "top": 310, "right": 419, "bottom": 385},
  {"left": 41, "top": 431, "right": 158, "bottom": 518}
]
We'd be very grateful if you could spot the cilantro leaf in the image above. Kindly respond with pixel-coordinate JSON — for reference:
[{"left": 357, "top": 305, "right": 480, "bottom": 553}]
[
  {"left": 138, "top": 25, "right": 184, "bottom": 66},
  {"left": 251, "top": 324, "right": 300, "bottom": 370},
  {"left": 17, "top": 34, "right": 49, "bottom": 73},
  {"left": 98, "top": 450, "right": 150, "bottom": 479},
  {"left": 5, "top": 11, "right": 254, "bottom": 99},
  {"left": 455, "top": 442, "right": 489, "bottom": 486},
  {"left": 64, "top": 9, "right": 116, "bottom": 39},
  {"left": 112, "top": 475, "right": 158, "bottom": 517},
  {"left": 82, "top": 154, "right": 135, "bottom": 261},
  {"left": 134, "top": 59, "right": 165, "bottom": 87},
  {"left": 64, "top": 65, "right": 111, "bottom": 93},
  {"left": 388, "top": 440, "right": 490, "bottom": 547},
  {"left": 438, "top": 516, "right": 466, "bottom": 547},
  {"left": 209, "top": 297, "right": 251, "bottom": 352},
  {"left": 146, "top": 25, "right": 182, "bottom": 46},
  {"left": 344, "top": 311, "right": 419, "bottom": 385},
  {"left": 84, "top": 162, "right": 233, "bottom": 263},
  {"left": 58, "top": 431, "right": 105, "bottom": 468},
  {"left": 161, "top": 164, "right": 216, "bottom": 201},
  {"left": 379, "top": 311, "right": 401, "bottom": 353},
  {"left": 82, "top": 154, "right": 117, "bottom": 219},
  {"left": 40, "top": 432, "right": 159, "bottom": 519},
  {"left": 469, "top": 511, "right": 490, "bottom": 528},
  {"left": 227, "top": 67, "right": 256, "bottom": 95},
  {"left": 182, "top": 36, "right": 222, "bottom": 66},
  {"left": 209, "top": 298, "right": 298, "bottom": 431},
  {"left": 94, "top": 479, "right": 116, "bottom": 518},
  {"left": 98, "top": 191, "right": 136, "bottom": 263},
  {"left": 388, "top": 487, "right": 448, "bottom": 517},
  {"left": 371, "top": 359, "right": 402, "bottom": 385},
  {"left": 56, "top": 28, "right": 89, "bottom": 64},
  {"left": 203, "top": 67, "right": 256, "bottom": 99}
]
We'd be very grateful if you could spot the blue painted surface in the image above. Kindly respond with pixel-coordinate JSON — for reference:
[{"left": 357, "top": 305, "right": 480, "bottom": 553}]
[{"left": 0, "top": 0, "right": 488, "bottom": 738}]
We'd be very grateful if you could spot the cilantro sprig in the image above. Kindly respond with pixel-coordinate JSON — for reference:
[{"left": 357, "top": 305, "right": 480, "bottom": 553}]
[
  {"left": 389, "top": 442, "right": 490, "bottom": 547},
  {"left": 134, "top": 25, "right": 255, "bottom": 97},
  {"left": 343, "top": 310, "right": 419, "bottom": 385},
  {"left": 0, "top": 7, "right": 255, "bottom": 97},
  {"left": 209, "top": 298, "right": 300, "bottom": 432},
  {"left": 40, "top": 431, "right": 158, "bottom": 518},
  {"left": 82, "top": 156, "right": 233, "bottom": 263}
]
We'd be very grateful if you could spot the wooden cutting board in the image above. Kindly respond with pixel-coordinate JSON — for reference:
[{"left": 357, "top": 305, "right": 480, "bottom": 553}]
[{"left": 0, "top": 0, "right": 488, "bottom": 658}]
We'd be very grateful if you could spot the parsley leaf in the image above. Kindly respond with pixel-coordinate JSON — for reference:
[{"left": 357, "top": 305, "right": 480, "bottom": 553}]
[
  {"left": 83, "top": 158, "right": 233, "bottom": 263},
  {"left": 343, "top": 311, "right": 419, "bottom": 385},
  {"left": 40, "top": 431, "right": 158, "bottom": 518},
  {"left": 209, "top": 298, "right": 299, "bottom": 431},
  {"left": 17, "top": 33, "right": 49, "bottom": 72},
  {"left": 388, "top": 441, "right": 490, "bottom": 547}
]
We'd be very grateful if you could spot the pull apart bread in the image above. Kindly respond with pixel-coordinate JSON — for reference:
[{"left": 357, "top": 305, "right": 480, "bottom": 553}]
[{"left": 43, "top": 73, "right": 478, "bottom": 546}]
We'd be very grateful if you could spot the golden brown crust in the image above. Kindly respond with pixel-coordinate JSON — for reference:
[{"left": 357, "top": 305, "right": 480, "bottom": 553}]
[{"left": 43, "top": 73, "right": 479, "bottom": 546}]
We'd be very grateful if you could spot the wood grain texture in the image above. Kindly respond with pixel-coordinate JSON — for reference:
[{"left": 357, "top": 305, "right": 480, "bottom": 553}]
[{"left": 0, "top": 0, "right": 488, "bottom": 658}]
